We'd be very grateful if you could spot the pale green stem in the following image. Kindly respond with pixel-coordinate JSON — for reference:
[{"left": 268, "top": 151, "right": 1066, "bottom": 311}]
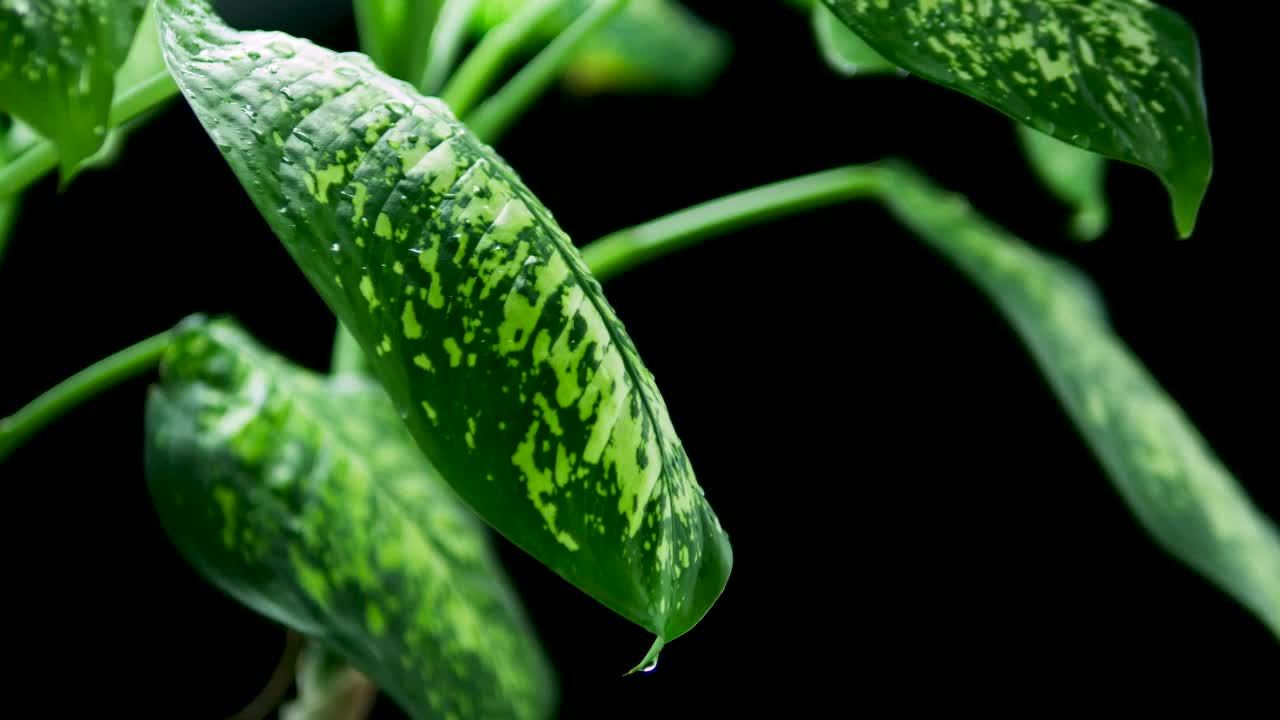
[
  {"left": 352, "top": 0, "right": 388, "bottom": 70},
  {"left": 0, "top": 70, "right": 178, "bottom": 197},
  {"left": 419, "top": 0, "right": 481, "bottom": 95},
  {"left": 0, "top": 331, "right": 171, "bottom": 463},
  {"left": 440, "top": 0, "right": 563, "bottom": 117},
  {"left": 466, "top": 0, "right": 628, "bottom": 143},
  {"left": 331, "top": 322, "right": 368, "bottom": 375},
  {"left": 580, "top": 165, "right": 886, "bottom": 281}
]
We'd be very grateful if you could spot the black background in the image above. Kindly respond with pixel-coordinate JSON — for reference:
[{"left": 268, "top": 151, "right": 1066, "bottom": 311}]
[{"left": 2, "top": 1, "right": 1276, "bottom": 716}]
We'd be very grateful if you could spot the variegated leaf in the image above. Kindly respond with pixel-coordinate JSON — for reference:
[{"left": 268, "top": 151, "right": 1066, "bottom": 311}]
[
  {"left": 156, "top": 0, "right": 732, "bottom": 666},
  {"left": 877, "top": 163, "right": 1280, "bottom": 637},
  {"left": 820, "top": 0, "right": 1211, "bottom": 237},
  {"left": 0, "top": 0, "right": 149, "bottom": 176},
  {"left": 145, "top": 317, "right": 554, "bottom": 720}
]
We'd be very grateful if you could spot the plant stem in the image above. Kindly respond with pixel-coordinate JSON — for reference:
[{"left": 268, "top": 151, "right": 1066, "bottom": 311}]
[
  {"left": 440, "top": 0, "right": 563, "bottom": 117},
  {"left": 0, "top": 331, "right": 171, "bottom": 462},
  {"left": 418, "top": 0, "right": 481, "bottom": 96},
  {"left": 331, "top": 322, "right": 367, "bottom": 375},
  {"left": 466, "top": 0, "right": 628, "bottom": 143},
  {"left": 352, "top": 0, "right": 388, "bottom": 71},
  {"left": 0, "top": 197, "right": 17, "bottom": 266},
  {"left": 0, "top": 71, "right": 178, "bottom": 197},
  {"left": 0, "top": 141, "right": 58, "bottom": 197},
  {"left": 230, "top": 631, "right": 304, "bottom": 720},
  {"left": 580, "top": 165, "right": 887, "bottom": 281}
]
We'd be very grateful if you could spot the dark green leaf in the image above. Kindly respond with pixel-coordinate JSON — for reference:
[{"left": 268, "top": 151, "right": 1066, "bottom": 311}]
[
  {"left": 820, "top": 0, "right": 1211, "bottom": 237},
  {"left": 877, "top": 163, "right": 1280, "bottom": 636},
  {"left": 145, "top": 318, "right": 555, "bottom": 720},
  {"left": 812, "top": 3, "right": 897, "bottom": 77},
  {"left": 474, "top": 0, "right": 729, "bottom": 94},
  {"left": 0, "top": 0, "right": 149, "bottom": 177},
  {"left": 1017, "top": 122, "right": 1108, "bottom": 241},
  {"left": 156, "top": 0, "right": 732, "bottom": 664}
]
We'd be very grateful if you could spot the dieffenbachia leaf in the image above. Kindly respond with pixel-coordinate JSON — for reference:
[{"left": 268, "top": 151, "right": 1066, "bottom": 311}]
[
  {"left": 812, "top": 2, "right": 896, "bottom": 77},
  {"left": 144, "top": 318, "right": 555, "bottom": 720},
  {"left": 474, "top": 0, "right": 729, "bottom": 94},
  {"left": 156, "top": 0, "right": 732, "bottom": 666},
  {"left": 0, "top": 0, "right": 149, "bottom": 178},
  {"left": 876, "top": 163, "right": 1280, "bottom": 636},
  {"left": 820, "top": 1, "right": 1212, "bottom": 237},
  {"left": 1017, "top": 122, "right": 1108, "bottom": 241}
]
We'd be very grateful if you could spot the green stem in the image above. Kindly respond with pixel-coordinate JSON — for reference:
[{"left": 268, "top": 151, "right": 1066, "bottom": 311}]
[
  {"left": 440, "top": 0, "right": 563, "bottom": 117},
  {"left": 419, "top": 0, "right": 481, "bottom": 96},
  {"left": 580, "top": 165, "right": 887, "bottom": 281},
  {"left": 466, "top": 0, "right": 628, "bottom": 143},
  {"left": 0, "top": 71, "right": 178, "bottom": 197},
  {"left": 0, "top": 331, "right": 171, "bottom": 463},
  {"left": 0, "top": 197, "right": 18, "bottom": 265},
  {"left": 352, "top": 0, "right": 388, "bottom": 71},
  {"left": 0, "top": 141, "right": 58, "bottom": 197},
  {"left": 331, "top": 322, "right": 368, "bottom": 375}
]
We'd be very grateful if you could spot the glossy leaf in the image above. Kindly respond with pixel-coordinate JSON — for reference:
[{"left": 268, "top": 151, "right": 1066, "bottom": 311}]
[
  {"left": 1017, "top": 122, "right": 1108, "bottom": 241},
  {"left": 145, "top": 318, "right": 555, "bottom": 720},
  {"left": 0, "top": 0, "right": 149, "bottom": 177},
  {"left": 812, "top": 3, "right": 896, "bottom": 77},
  {"left": 474, "top": 0, "right": 729, "bottom": 94},
  {"left": 157, "top": 0, "right": 732, "bottom": 663},
  {"left": 820, "top": 0, "right": 1211, "bottom": 237},
  {"left": 877, "top": 163, "right": 1280, "bottom": 636}
]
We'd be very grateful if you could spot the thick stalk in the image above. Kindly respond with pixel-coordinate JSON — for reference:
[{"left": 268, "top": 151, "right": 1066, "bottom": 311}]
[
  {"left": 418, "top": 0, "right": 481, "bottom": 95},
  {"left": 440, "top": 0, "right": 563, "bottom": 117},
  {"left": 466, "top": 0, "right": 628, "bottom": 143}
]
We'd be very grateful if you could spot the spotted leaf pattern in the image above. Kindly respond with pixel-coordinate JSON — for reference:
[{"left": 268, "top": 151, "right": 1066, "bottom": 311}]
[
  {"left": 145, "top": 317, "right": 554, "bottom": 720},
  {"left": 877, "top": 163, "right": 1280, "bottom": 637},
  {"left": 0, "top": 0, "right": 148, "bottom": 176},
  {"left": 156, "top": 0, "right": 732, "bottom": 663},
  {"left": 821, "top": 0, "right": 1211, "bottom": 236}
]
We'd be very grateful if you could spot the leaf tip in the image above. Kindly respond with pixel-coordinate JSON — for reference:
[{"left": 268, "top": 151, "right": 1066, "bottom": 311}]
[{"left": 625, "top": 636, "right": 664, "bottom": 676}]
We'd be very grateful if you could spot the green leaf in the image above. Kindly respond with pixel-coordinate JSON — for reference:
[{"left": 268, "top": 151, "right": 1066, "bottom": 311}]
[
  {"left": 156, "top": 0, "right": 732, "bottom": 662},
  {"left": 876, "top": 163, "right": 1280, "bottom": 637},
  {"left": 820, "top": 0, "right": 1212, "bottom": 237},
  {"left": 475, "top": 0, "right": 730, "bottom": 94},
  {"left": 812, "top": 3, "right": 897, "bottom": 77},
  {"left": 145, "top": 317, "right": 555, "bottom": 720},
  {"left": 0, "top": 0, "right": 149, "bottom": 178},
  {"left": 1017, "top": 122, "right": 1108, "bottom": 241}
]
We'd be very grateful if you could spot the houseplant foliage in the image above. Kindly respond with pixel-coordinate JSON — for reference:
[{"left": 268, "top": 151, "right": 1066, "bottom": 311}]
[{"left": 0, "top": 1, "right": 1274, "bottom": 718}]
